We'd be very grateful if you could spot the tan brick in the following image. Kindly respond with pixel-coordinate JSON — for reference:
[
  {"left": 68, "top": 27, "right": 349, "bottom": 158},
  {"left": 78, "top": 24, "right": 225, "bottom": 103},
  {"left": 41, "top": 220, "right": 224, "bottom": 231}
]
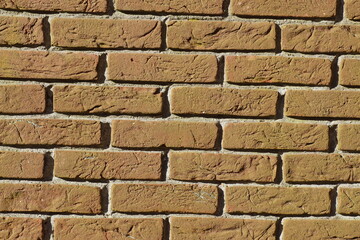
[
  {"left": 0, "top": 217, "right": 43, "bottom": 240},
  {"left": 170, "top": 87, "right": 278, "bottom": 117},
  {"left": 54, "top": 218, "right": 163, "bottom": 240},
  {"left": 170, "top": 217, "right": 276, "bottom": 240},
  {"left": 0, "top": 119, "right": 101, "bottom": 146},
  {"left": 107, "top": 53, "right": 218, "bottom": 83},
  {"left": 338, "top": 187, "right": 360, "bottom": 215},
  {"left": 285, "top": 90, "right": 360, "bottom": 118},
  {"left": 0, "top": 50, "right": 99, "bottom": 81},
  {"left": 282, "top": 25, "right": 360, "bottom": 53},
  {"left": 225, "top": 185, "right": 331, "bottom": 215},
  {"left": 112, "top": 183, "right": 218, "bottom": 214},
  {"left": 225, "top": 55, "right": 332, "bottom": 86},
  {"left": 0, "top": 0, "right": 107, "bottom": 13},
  {"left": 0, "top": 183, "right": 101, "bottom": 213},
  {"left": 0, "top": 151, "right": 44, "bottom": 179},
  {"left": 51, "top": 18, "right": 161, "bottom": 49},
  {"left": 339, "top": 58, "right": 360, "bottom": 86},
  {"left": 54, "top": 150, "right": 162, "bottom": 180},
  {"left": 284, "top": 154, "right": 360, "bottom": 183},
  {"left": 345, "top": 0, "right": 360, "bottom": 20},
  {"left": 167, "top": 20, "right": 276, "bottom": 51},
  {"left": 0, "top": 85, "right": 45, "bottom": 114},
  {"left": 223, "top": 122, "right": 329, "bottom": 151},
  {"left": 53, "top": 85, "right": 163, "bottom": 115},
  {"left": 169, "top": 151, "right": 277, "bottom": 182},
  {"left": 0, "top": 16, "right": 43, "bottom": 46},
  {"left": 231, "top": 0, "right": 336, "bottom": 19},
  {"left": 112, "top": 120, "right": 218, "bottom": 149},
  {"left": 116, "top": 0, "right": 223, "bottom": 15},
  {"left": 338, "top": 124, "right": 360, "bottom": 151}
]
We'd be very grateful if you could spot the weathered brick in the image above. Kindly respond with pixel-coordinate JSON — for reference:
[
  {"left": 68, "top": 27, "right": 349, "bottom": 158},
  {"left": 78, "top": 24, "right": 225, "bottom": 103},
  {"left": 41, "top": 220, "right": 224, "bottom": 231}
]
[
  {"left": 0, "top": 16, "right": 43, "bottom": 46},
  {"left": 0, "top": 119, "right": 101, "bottom": 146},
  {"left": 345, "top": 0, "right": 360, "bottom": 20},
  {"left": 0, "top": 183, "right": 101, "bottom": 213},
  {"left": 169, "top": 151, "right": 277, "bottom": 182},
  {"left": 167, "top": 20, "right": 276, "bottom": 51},
  {"left": 0, "top": 217, "right": 43, "bottom": 240},
  {"left": 170, "top": 87, "right": 278, "bottom": 117},
  {"left": 282, "top": 25, "right": 360, "bottom": 53},
  {"left": 116, "top": 0, "right": 223, "bottom": 15},
  {"left": 0, "top": 50, "right": 99, "bottom": 81},
  {"left": 225, "top": 55, "right": 332, "bottom": 86},
  {"left": 231, "top": 0, "right": 336, "bottom": 19},
  {"left": 111, "top": 183, "right": 218, "bottom": 214},
  {"left": 338, "top": 187, "right": 360, "bottom": 215},
  {"left": 54, "top": 218, "right": 163, "bottom": 240},
  {"left": 0, "top": 85, "right": 45, "bottom": 114},
  {"left": 0, "top": 0, "right": 107, "bottom": 13},
  {"left": 53, "top": 85, "right": 163, "bottom": 115},
  {"left": 285, "top": 90, "right": 360, "bottom": 119},
  {"left": 51, "top": 18, "right": 161, "bottom": 49},
  {"left": 107, "top": 53, "right": 218, "bottom": 83},
  {"left": 170, "top": 217, "right": 276, "bottom": 240},
  {"left": 338, "top": 124, "right": 360, "bottom": 151},
  {"left": 225, "top": 185, "right": 331, "bottom": 215},
  {"left": 0, "top": 151, "right": 44, "bottom": 179},
  {"left": 223, "top": 122, "right": 329, "bottom": 151},
  {"left": 54, "top": 150, "right": 162, "bottom": 180},
  {"left": 339, "top": 57, "right": 360, "bottom": 86},
  {"left": 284, "top": 153, "right": 360, "bottom": 183},
  {"left": 112, "top": 120, "right": 218, "bottom": 149}
]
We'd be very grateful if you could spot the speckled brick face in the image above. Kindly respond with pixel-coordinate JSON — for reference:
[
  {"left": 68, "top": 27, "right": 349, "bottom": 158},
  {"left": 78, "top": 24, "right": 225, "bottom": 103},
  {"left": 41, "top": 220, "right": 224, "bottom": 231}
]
[{"left": 2, "top": 0, "right": 360, "bottom": 239}]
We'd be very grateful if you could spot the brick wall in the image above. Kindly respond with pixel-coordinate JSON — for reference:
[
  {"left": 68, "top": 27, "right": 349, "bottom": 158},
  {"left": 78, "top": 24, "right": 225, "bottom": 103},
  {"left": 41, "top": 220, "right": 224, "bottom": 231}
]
[{"left": 1, "top": 0, "right": 360, "bottom": 239}]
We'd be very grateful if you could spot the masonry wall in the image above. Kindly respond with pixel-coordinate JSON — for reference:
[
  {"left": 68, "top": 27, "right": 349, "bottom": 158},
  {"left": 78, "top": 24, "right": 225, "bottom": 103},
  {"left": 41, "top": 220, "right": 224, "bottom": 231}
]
[{"left": 1, "top": 0, "right": 360, "bottom": 239}]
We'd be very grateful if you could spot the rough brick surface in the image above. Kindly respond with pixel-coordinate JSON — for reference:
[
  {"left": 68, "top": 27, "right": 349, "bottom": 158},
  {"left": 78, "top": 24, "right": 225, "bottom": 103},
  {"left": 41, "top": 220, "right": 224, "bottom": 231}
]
[
  {"left": 0, "top": 183, "right": 101, "bottom": 213},
  {"left": 339, "top": 57, "right": 360, "bottom": 86},
  {"left": 225, "top": 55, "right": 332, "bottom": 86},
  {"left": 170, "top": 217, "right": 276, "bottom": 240},
  {"left": 167, "top": 20, "right": 276, "bottom": 50},
  {"left": 225, "top": 185, "right": 331, "bottom": 215},
  {"left": 51, "top": 18, "right": 162, "bottom": 49},
  {"left": 111, "top": 183, "right": 218, "bottom": 214},
  {"left": 0, "top": 151, "right": 44, "bottom": 179},
  {"left": 345, "top": 0, "right": 360, "bottom": 20},
  {"left": 54, "top": 218, "right": 163, "bottom": 240},
  {"left": 54, "top": 150, "right": 162, "bottom": 180},
  {"left": 338, "top": 187, "right": 360, "bottom": 215},
  {"left": 338, "top": 124, "right": 360, "bottom": 151},
  {"left": 107, "top": 53, "right": 218, "bottom": 83},
  {"left": 170, "top": 87, "right": 278, "bottom": 117},
  {"left": 169, "top": 151, "right": 277, "bottom": 182},
  {"left": 0, "top": 217, "right": 43, "bottom": 240}
]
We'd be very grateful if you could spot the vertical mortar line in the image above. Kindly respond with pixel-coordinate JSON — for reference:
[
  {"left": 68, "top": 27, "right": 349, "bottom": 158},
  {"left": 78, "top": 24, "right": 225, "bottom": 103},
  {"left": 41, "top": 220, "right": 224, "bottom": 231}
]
[
  {"left": 43, "top": 16, "right": 51, "bottom": 50},
  {"left": 97, "top": 53, "right": 108, "bottom": 84},
  {"left": 330, "top": 56, "right": 340, "bottom": 89},
  {"left": 163, "top": 149, "right": 171, "bottom": 181},
  {"left": 216, "top": 183, "right": 225, "bottom": 217},
  {"left": 335, "top": 0, "right": 345, "bottom": 23},
  {"left": 330, "top": 185, "right": 339, "bottom": 216},
  {"left": 107, "top": 0, "right": 116, "bottom": 15},
  {"left": 163, "top": 217, "right": 170, "bottom": 240},
  {"left": 217, "top": 55, "right": 225, "bottom": 85},
  {"left": 223, "top": 0, "right": 231, "bottom": 16},
  {"left": 276, "top": 218, "right": 284, "bottom": 240},
  {"left": 275, "top": 153, "right": 284, "bottom": 185},
  {"left": 161, "top": 17, "right": 169, "bottom": 52},
  {"left": 43, "top": 151, "right": 55, "bottom": 181},
  {"left": 276, "top": 89, "right": 285, "bottom": 120},
  {"left": 162, "top": 86, "right": 171, "bottom": 118},
  {"left": 275, "top": 23, "right": 282, "bottom": 54},
  {"left": 329, "top": 124, "right": 338, "bottom": 153},
  {"left": 43, "top": 216, "right": 53, "bottom": 240},
  {"left": 44, "top": 84, "right": 54, "bottom": 114}
]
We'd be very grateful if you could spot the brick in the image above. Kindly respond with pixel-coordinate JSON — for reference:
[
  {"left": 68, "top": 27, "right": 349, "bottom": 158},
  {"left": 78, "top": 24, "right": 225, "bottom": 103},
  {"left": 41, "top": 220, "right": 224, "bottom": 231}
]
[
  {"left": 170, "top": 87, "right": 278, "bottom": 117},
  {"left": 54, "top": 218, "right": 163, "bottom": 240},
  {"left": 225, "top": 185, "right": 331, "bottom": 215},
  {"left": 339, "top": 57, "right": 360, "bottom": 86},
  {"left": 170, "top": 217, "right": 276, "bottom": 240},
  {"left": 112, "top": 120, "right": 218, "bottom": 149},
  {"left": 169, "top": 151, "right": 277, "bottom": 182},
  {"left": 0, "top": 49, "right": 98, "bottom": 81},
  {"left": 111, "top": 183, "right": 218, "bottom": 214},
  {"left": 285, "top": 90, "right": 360, "bottom": 119},
  {"left": 0, "top": 119, "right": 101, "bottom": 147},
  {"left": 283, "top": 218, "right": 360, "bottom": 240},
  {"left": 107, "top": 53, "right": 218, "bottom": 83},
  {"left": 223, "top": 122, "right": 329, "bottom": 151},
  {"left": 53, "top": 85, "right": 163, "bottom": 115},
  {"left": 167, "top": 20, "right": 276, "bottom": 51},
  {"left": 231, "top": 0, "right": 336, "bottom": 19},
  {"left": 338, "top": 124, "right": 360, "bottom": 151},
  {"left": 225, "top": 55, "right": 332, "bottom": 86},
  {"left": 0, "top": 183, "right": 101, "bottom": 213},
  {"left": 116, "top": 0, "right": 223, "bottom": 15},
  {"left": 338, "top": 187, "right": 360, "bottom": 215},
  {"left": 345, "top": 0, "right": 360, "bottom": 20},
  {"left": 284, "top": 154, "right": 360, "bottom": 183},
  {"left": 0, "top": 0, "right": 107, "bottom": 13},
  {"left": 282, "top": 25, "right": 360, "bottom": 53},
  {"left": 0, "top": 217, "right": 43, "bottom": 240},
  {"left": 54, "top": 150, "right": 162, "bottom": 180},
  {"left": 51, "top": 18, "right": 161, "bottom": 49},
  {"left": 0, "top": 16, "right": 43, "bottom": 46},
  {"left": 0, "top": 151, "right": 44, "bottom": 179},
  {"left": 0, "top": 85, "right": 45, "bottom": 114}
]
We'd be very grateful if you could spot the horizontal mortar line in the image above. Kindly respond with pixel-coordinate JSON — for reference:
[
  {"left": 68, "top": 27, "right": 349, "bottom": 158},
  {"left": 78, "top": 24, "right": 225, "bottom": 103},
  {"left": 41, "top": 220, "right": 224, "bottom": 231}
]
[{"left": 0, "top": 179, "right": 107, "bottom": 187}]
